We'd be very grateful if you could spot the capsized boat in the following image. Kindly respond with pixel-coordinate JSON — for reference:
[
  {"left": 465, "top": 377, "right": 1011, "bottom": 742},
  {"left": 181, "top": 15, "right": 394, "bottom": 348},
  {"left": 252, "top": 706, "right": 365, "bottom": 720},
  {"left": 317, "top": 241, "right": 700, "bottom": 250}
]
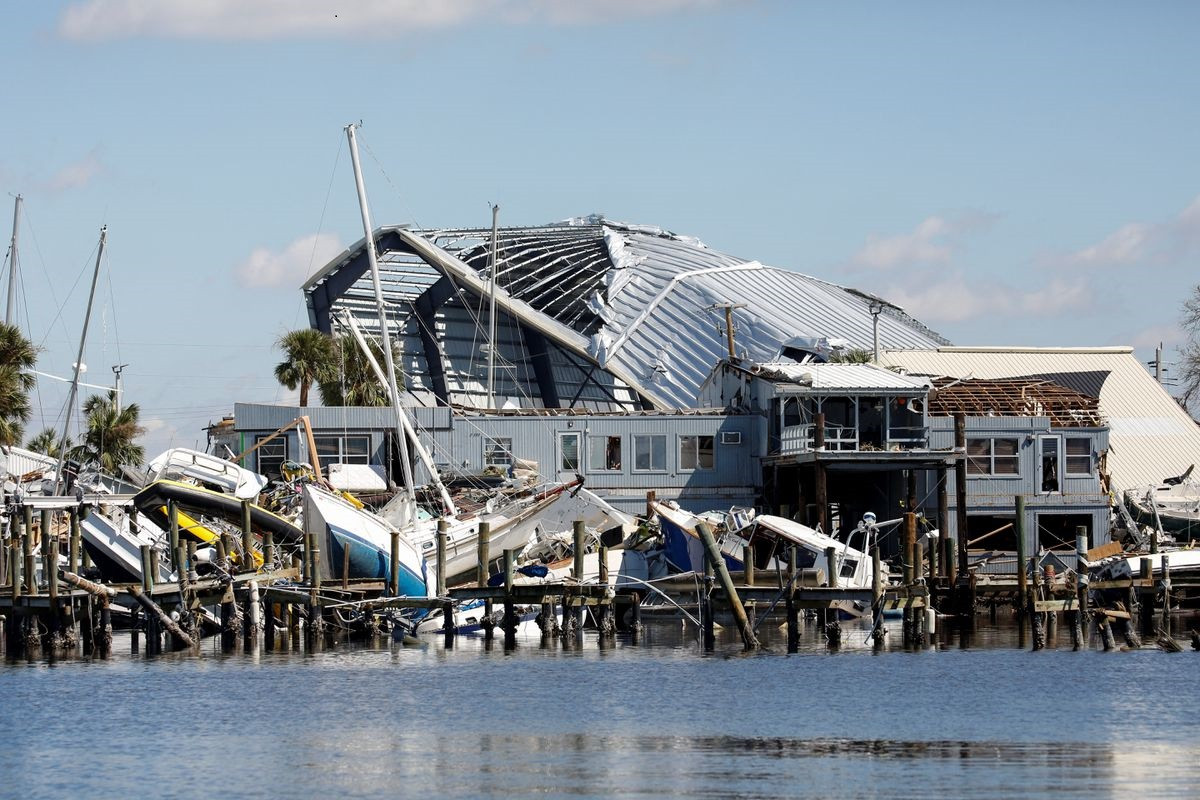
[
  {"left": 302, "top": 482, "right": 428, "bottom": 596},
  {"left": 78, "top": 501, "right": 176, "bottom": 584},
  {"left": 652, "top": 500, "right": 884, "bottom": 616}
]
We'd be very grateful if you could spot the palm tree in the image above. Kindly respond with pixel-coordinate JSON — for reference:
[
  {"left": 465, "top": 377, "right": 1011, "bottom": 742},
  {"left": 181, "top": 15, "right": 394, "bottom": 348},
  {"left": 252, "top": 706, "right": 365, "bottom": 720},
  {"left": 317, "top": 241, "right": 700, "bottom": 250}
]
[
  {"left": 828, "top": 348, "right": 874, "bottom": 364},
  {"left": 274, "top": 329, "right": 335, "bottom": 407},
  {"left": 26, "top": 428, "right": 66, "bottom": 458},
  {"left": 71, "top": 390, "right": 145, "bottom": 472},
  {"left": 0, "top": 322, "right": 38, "bottom": 446},
  {"left": 317, "top": 334, "right": 403, "bottom": 407}
]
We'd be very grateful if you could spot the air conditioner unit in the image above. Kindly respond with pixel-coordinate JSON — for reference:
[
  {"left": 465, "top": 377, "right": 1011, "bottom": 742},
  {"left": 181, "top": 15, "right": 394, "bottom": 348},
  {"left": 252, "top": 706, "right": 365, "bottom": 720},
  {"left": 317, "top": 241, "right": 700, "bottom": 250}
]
[{"left": 720, "top": 431, "right": 742, "bottom": 445}]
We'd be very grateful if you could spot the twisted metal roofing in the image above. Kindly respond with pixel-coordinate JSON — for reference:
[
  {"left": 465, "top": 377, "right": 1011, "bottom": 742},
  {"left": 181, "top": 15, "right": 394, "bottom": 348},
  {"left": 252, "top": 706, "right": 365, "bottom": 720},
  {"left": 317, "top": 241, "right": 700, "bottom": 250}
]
[
  {"left": 880, "top": 347, "right": 1199, "bottom": 493},
  {"left": 303, "top": 216, "right": 949, "bottom": 410}
]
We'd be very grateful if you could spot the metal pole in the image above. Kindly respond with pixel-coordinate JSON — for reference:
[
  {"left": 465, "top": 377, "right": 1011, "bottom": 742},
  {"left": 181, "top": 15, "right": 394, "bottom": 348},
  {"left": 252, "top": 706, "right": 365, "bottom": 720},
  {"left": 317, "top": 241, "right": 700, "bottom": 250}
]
[
  {"left": 112, "top": 364, "right": 127, "bottom": 413},
  {"left": 54, "top": 226, "right": 106, "bottom": 495},
  {"left": 486, "top": 204, "right": 499, "bottom": 408},
  {"left": 5, "top": 194, "right": 20, "bottom": 325},
  {"left": 345, "top": 124, "right": 416, "bottom": 525}
]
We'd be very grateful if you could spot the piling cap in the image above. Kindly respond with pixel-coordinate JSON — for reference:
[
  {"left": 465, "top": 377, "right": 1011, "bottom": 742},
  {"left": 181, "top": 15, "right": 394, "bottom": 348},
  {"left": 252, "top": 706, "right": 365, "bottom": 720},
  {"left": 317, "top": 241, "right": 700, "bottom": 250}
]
[{"left": 863, "top": 511, "right": 876, "bottom": 524}]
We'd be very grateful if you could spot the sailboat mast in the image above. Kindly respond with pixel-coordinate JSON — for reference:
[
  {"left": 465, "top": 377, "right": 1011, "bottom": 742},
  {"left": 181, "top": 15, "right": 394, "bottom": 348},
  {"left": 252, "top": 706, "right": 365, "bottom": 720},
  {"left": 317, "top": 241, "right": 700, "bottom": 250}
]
[
  {"left": 486, "top": 204, "right": 498, "bottom": 408},
  {"left": 5, "top": 194, "right": 21, "bottom": 325},
  {"left": 337, "top": 311, "right": 457, "bottom": 516},
  {"left": 345, "top": 124, "right": 417, "bottom": 524},
  {"left": 54, "top": 225, "right": 106, "bottom": 494}
]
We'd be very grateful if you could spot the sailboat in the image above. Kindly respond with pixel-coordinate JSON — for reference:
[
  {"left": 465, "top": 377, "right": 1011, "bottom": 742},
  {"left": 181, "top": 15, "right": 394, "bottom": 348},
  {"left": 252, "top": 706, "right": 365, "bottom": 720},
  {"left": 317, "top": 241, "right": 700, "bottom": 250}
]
[{"left": 335, "top": 124, "right": 634, "bottom": 589}]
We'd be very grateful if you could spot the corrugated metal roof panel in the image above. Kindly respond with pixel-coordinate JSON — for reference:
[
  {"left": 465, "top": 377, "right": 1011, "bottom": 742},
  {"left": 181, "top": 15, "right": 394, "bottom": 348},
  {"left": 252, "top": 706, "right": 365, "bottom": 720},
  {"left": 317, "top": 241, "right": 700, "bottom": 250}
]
[
  {"left": 306, "top": 217, "right": 949, "bottom": 412},
  {"left": 880, "top": 347, "right": 1200, "bottom": 493},
  {"left": 758, "top": 362, "right": 933, "bottom": 391}
]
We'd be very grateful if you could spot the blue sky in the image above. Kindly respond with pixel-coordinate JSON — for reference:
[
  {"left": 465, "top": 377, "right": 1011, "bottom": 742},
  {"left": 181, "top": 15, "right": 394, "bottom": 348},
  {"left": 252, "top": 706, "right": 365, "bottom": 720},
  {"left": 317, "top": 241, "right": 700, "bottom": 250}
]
[{"left": 2, "top": 1, "right": 1199, "bottom": 458}]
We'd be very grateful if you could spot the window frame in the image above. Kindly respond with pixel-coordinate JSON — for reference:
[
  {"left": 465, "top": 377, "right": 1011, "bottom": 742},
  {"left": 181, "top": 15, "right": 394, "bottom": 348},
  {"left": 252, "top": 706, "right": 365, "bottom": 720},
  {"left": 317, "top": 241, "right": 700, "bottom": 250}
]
[
  {"left": 255, "top": 434, "right": 288, "bottom": 479},
  {"left": 678, "top": 434, "right": 715, "bottom": 472},
  {"left": 558, "top": 431, "right": 582, "bottom": 473},
  {"left": 632, "top": 433, "right": 667, "bottom": 473},
  {"left": 483, "top": 437, "right": 514, "bottom": 470},
  {"left": 1064, "top": 437, "right": 1093, "bottom": 477},
  {"left": 313, "top": 433, "right": 372, "bottom": 466},
  {"left": 966, "top": 437, "right": 1020, "bottom": 477},
  {"left": 587, "top": 435, "right": 622, "bottom": 472}
]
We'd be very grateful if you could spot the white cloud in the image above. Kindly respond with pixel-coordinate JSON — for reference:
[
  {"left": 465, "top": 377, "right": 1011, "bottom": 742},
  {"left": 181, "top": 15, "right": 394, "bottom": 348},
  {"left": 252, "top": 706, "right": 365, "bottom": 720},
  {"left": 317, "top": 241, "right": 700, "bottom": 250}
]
[
  {"left": 880, "top": 271, "right": 1091, "bottom": 325},
  {"left": 1067, "top": 194, "right": 1200, "bottom": 267},
  {"left": 849, "top": 212, "right": 998, "bottom": 271},
  {"left": 45, "top": 150, "right": 103, "bottom": 192},
  {"left": 58, "top": 0, "right": 729, "bottom": 41},
  {"left": 234, "top": 233, "right": 344, "bottom": 289},
  {"left": 1126, "top": 325, "right": 1185, "bottom": 351}
]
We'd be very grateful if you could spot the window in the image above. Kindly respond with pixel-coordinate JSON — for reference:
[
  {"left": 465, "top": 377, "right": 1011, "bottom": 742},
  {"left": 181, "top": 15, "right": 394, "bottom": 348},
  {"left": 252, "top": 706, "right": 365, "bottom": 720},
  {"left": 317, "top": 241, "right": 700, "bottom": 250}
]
[
  {"left": 966, "top": 438, "right": 1019, "bottom": 476},
  {"left": 1065, "top": 437, "right": 1092, "bottom": 475},
  {"left": 633, "top": 434, "right": 666, "bottom": 472},
  {"left": 484, "top": 437, "right": 513, "bottom": 470},
  {"left": 314, "top": 434, "right": 371, "bottom": 465},
  {"left": 559, "top": 432, "right": 581, "bottom": 472},
  {"left": 255, "top": 435, "right": 287, "bottom": 480},
  {"left": 587, "top": 435, "right": 622, "bottom": 471},
  {"left": 679, "top": 435, "right": 714, "bottom": 471},
  {"left": 1039, "top": 436, "right": 1061, "bottom": 493}
]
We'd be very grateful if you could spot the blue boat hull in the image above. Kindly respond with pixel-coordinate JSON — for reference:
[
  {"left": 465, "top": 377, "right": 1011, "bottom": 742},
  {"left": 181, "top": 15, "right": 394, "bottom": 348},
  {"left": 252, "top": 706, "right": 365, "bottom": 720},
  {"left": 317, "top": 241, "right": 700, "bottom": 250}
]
[{"left": 327, "top": 523, "right": 427, "bottom": 597}]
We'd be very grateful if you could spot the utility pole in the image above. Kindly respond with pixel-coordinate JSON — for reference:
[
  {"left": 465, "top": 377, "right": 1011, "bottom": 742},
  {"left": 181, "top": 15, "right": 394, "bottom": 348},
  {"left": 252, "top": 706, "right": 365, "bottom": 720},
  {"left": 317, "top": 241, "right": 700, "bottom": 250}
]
[
  {"left": 5, "top": 194, "right": 21, "bottom": 325},
  {"left": 708, "top": 302, "right": 747, "bottom": 362},
  {"left": 869, "top": 300, "right": 884, "bottom": 362},
  {"left": 112, "top": 364, "right": 128, "bottom": 412},
  {"left": 1156, "top": 342, "right": 1163, "bottom": 383}
]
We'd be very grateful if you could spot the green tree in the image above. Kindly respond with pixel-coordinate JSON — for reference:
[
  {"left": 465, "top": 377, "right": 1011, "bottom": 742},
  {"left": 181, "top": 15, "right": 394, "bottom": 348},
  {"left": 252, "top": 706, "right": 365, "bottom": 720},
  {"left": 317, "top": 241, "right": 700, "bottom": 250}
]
[
  {"left": 828, "top": 347, "right": 873, "bottom": 364},
  {"left": 317, "top": 334, "right": 403, "bottom": 407},
  {"left": 71, "top": 390, "right": 145, "bottom": 472},
  {"left": 0, "top": 322, "right": 38, "bottom": 446},
  {"left": 26, "top": 427, "right": 66, "bottom": 458},
  {"left": 273, "top": 329, "right": 335, "bottom": 407}
]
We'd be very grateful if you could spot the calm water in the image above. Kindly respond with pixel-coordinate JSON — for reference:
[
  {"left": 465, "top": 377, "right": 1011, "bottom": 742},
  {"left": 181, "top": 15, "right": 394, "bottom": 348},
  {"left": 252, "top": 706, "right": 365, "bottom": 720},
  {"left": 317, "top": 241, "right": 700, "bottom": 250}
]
[{"left": 1, "top": 618, "right": 1197, "bottom": 799}]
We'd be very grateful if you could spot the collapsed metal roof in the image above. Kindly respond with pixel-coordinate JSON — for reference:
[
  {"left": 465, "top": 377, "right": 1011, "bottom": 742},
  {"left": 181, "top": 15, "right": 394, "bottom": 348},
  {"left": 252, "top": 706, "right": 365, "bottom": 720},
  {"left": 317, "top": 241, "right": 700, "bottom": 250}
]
[{"left": 303, "top": 216, "right": 949, "bottom": 411}]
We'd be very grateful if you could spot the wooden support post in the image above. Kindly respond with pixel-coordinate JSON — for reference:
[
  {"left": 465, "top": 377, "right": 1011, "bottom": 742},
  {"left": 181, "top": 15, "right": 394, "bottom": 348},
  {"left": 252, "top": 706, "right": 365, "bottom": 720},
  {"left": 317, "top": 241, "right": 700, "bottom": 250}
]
[
  {"left": 240, "top": 500, "right": 254, "bottom": 572},
  {"left": 814, "top": 462, "right": 828, "bottom": 535},
  {"left": 308, "top": 530, "right": 322, "bottom": 644},
  {"left": 502, "top": 547, "right": 517, "bottom": 641},
  {"left": 388, "top": 530, "right": 400, "bottom": 596},
  {"left": 69, "top": 508, "right": 81, "bottom": 576},
  {"left": 263, "top": 532, "right": 275, "bottom": 573},
  {"left": 1139, "top": 556, "right": 1155, "bottom": 635},
  {"left": 1014, "top": 495, "right": 1027, "bottom": 618},
  {"left": 786, "top": 546, "right": 799, "bottom": 653},
  {"left": 743, "top": 544, "right": 755, "bottom": 587},
  {"left": 906, "top": 469, "right": 917, "bottom": 516},
  {"left": 168, "top": 500, "right": 181, "bottom": 572},
  {"left": 436, "top": 520, "right": 448, "bottom": 596},
  {"left": 478, "top": 521, "right": 493, "bottom": 640},
  {"left": 128, "top": 585, "right": 195, "bottom": 649},
  {"left": 872, "top": 545, "right": 884, "bottom": 648},
  {"left": 10, "top": 515, "right": 22, "bottom": 601},
  {"left": 438, "top": 520, "right": 453, "bottom": 643},
  {"left": 572, "top": 520, "right": 586, "bottom": 635},
  {"left": 1077, "top": 567, "right": 1090, "bottom": 650},
  {"left": 342, "top": 539, "right": 351, "bottom": 590},
  {"left": 1030, "top": 556, "right": 1044, "bottom": 651},
  {"left": 1161, "top": 554, "right": 1172, "bottom": 638},
  {"left": 697, "top": 520, "right": 759, "bottom": 650},
  {"left": 953, "top": 412, "right": 969, "bottom": 580},
  {"left": 477, "top": 521, "right": 491, "bottom": 587},
  {"left": 936, "top": 467, "right": 949, "bottom": 578},
  {"left": 902, "top": 512, "right": 916, "bottom": 643},
  {"left": 1044, "top": 564, "right": 1057, "bottom": 643},
  {"left": 22, "top": 505, "right": 34, "bottom": 594},
  {"left": 140, "top": 544, "right": 160, "bottom": 655},
  {"left": 39, "top": 508, "right": 52, "bottom": 592}
]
